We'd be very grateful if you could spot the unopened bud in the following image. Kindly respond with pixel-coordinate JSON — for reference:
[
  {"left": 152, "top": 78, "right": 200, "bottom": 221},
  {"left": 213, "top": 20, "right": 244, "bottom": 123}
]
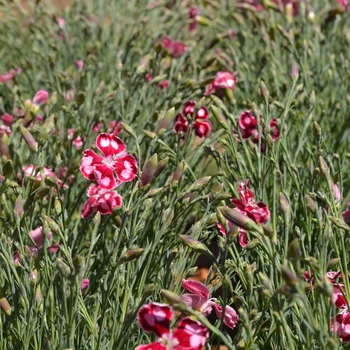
[
  {"left": 73, "top": 255, "right": 85, "bottom": 277},
  {"left": 20, "top": 126, "right": 38, "bottom": 153},
  {"left": 14, "top": 195, "right": 24, "bottom": 219},
  {"left": 260, "top": 81, "right": 269, "bottom": 98},
  {"left": 143, "top": 130, "right": 156, "bottom": 139},
  {"left": 44, "top": 216, "right": 60, "bottom": 233},
  {"left": 120, "top": 122, "right": 137, "bottom": 139},
  {"left": 279, "top": 193, "right": 289, "bottom": 215},
  {"left": 145, "top": 187, "right": 163, "bottom": 198},
  {"left": 259, "top": 272, "right": 273, "bottom": 293},
  {"left": 140, "top": 154, "right": 158, "bottom": 188},
  {"left": 171, "top": 161, "right": 185, "bottom": 187},
  {"left": 0, "top": 297, "right": 11, "bottom": 316},
  {"left": 186, "top": 176, "right": 211, "bottom": 193},
  {"left": 56, "top": 258, "right": 71, "bottom": 278},
  {"left": 163, "top": 208, "right": 174, "bottom": 225},
  {"left": 160, "top": 289, "right": 187, "bottom": 309},
  {"left": 309, "top": 91, "right": 316, "bottom": 107},
  {"left": 118, "top": 248, "right": 144, "bottom": 263},
  {"left": 290, "top": 61, "right": 299, "bottom": 81},
  {"left": 287, "top": 238, "right": 301, "bottom": 262},
  {"left": 179, "top": 235, "right": 208, "bottom": 254},
  {"left": 218, "top": 206, "right": 264, "bottom": 235},
  {"left": 154, "top": 157, "right": 169, "bottom": 178},
  {"left": 156, "top": 107, "right": 175, "bottom": 135},
  {"left": 329, "top": 216, "right": 350, "bottom": 232},
  {"left": 327, "top": 258, "right": 340, "bottom": 270},
  {"left": 280, "top": 265, "right": 298, "bottom": 286},
  {"left": 305, "top": 194, "right": 316, "bottom": 213},
  {"left": 312, "top": 121, "right": 321, "bottom": 139}
]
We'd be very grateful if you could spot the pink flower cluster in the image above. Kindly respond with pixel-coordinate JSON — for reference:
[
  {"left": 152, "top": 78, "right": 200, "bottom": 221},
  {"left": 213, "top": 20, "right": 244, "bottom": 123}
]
[
  {"left": 161, "top": 36, "right": 187, "bottom": 59},
  {"left": 217, "top": 181, "right": 270, "bottom": 247},
  {"left": 238, "top": 110, "right": 279, "bottom": 145},
  {"left": 306, "top": 271, "right": 350, "bottom": 342},
  {"left": 23, "top": 165, "right": 68, "bottom": 189},
  {"left": 79, "top": 133, "right": 138, "bottom": 218},
  {"left": 204, "top": 71, "right": 237, "bottom": 97},
  {"left": 174, "top": 101, "right": 212, "bottom": 138},
  {"left": 0, "top": 68, "right": 21, "bottom": 84},
  {"left": 136, "top": 301, "right": 209, "bottom": 350}
]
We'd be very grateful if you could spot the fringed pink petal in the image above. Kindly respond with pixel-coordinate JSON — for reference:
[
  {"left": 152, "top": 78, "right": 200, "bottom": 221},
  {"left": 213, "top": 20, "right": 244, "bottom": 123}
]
[
  {"left": 94, "top": 164, "right": 119, "bottom": 190},
  {"left": 114, "top": 154, "right": 138, "bottom": 183},
  {"left": 193, "top": 119, "right": 211, "bottom": 137},
  {"left": 80, "top": 149, "right": 103, "bottom": 181},
  {"left": 211, "top": 302, "right": 239, "bottom": 329},
  {"left": 172, "top": 317, "right": 209, "bottom": 350},
  {"left": 95, "top": 133, "right": 126, "bottom": 157},
  {"left": 181, "top": 279, "right": 210, "bottom": 299},
  {"left": 137, "top": 302, "right": 172, "bottom": 338}
]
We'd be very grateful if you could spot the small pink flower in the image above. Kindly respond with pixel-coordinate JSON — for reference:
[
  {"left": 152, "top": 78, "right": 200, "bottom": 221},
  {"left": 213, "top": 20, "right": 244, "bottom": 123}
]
[
  {"left": 76, "top": 60, "right": 84, "bottom": 70},
  {"left": 81, "top": 184, "right": 123, "bottom": 218},
  {"left": 0, "top": 70, "right": 15, "bottom": 83},
  {"left": 174, "top": 103, "right": 211, "bottom": 138},
  {"left": 136, "top": 301, "right": 209, "bottom": 350},
  {"left": 189, "top": 6, "right": 201, "bottom": 31},
  {"left": 334, "top": 184, "right": 341, "bottom": 202},
  {"left": 108, "top": 121, "right": 122, "bottom": 136},
  {"left": 0, "top": 125, "right": 11, "bottom": 136},
  {"left": 183, "top": 100, "right": 197, "bottom": 116},
  {"left": 158, "top": 80, "right": 169, "bottom": 89},
  {"left": 269, "top": 118, "right": 280, "bottom": 141},
  {"left": 30, "top": 227, "right": 53, "bottom": 249},
  {"left": 80, "top": 133, "right": 138, "bottom": 190},
  {"left": 93, "top": 121, "right": 103, "bottom": 133},
  {"left": 181, "top": 279, "right": 239, "bottom": 329},
  {"left": 161, "top": 36, "right": 187, "bottom": 59},
  {"left": 239, "top": 111, "right": 258, "bottom": 141},
  {"left": 204, "top": 71, "right": 237, "bottom": 96},
  {"left": 58, "top": 17, "right": 65, "bottom": 29},
  {"left": 0, "top": 113, "right": 14, "bottom": 126},
  {"left": 73, "top": 136, "right": 83, "bottom": 150},
  {"left": 145, "top": 73, "right": 153, "bottom": 82},
  {"left": 23, "top": 165, "right": 67, "bottom": 188},
  {"left": 81, "top": 279, "right": 90, "bottom": 293},
  {"left": 33, "top": 90, "right": 49, "bottom": 107}
]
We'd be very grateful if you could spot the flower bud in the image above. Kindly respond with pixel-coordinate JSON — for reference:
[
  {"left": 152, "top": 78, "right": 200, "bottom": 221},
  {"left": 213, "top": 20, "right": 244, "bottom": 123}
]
[
  {"left": 0, "top": 297, "right": 11, "bottom": 316},
  {"left": 179, "top": 235, "right": 208, "bottom": 254},
  {"left": 156, "top": 107, "right": 175, "bottom": 135},
  {"left": 312, "top": 121, "right": 321, "bottom": 139},
  {"left": 143, "top": 130, "right": 156, "bottom": 139},
  {"left": 118, "top": 248, "right": 144, "bottom": 263},
  {"left": 14, "top": 195, "right": 24, "bottom": 219},
  {"left": 287, "top": 238, "right": 301, "bottom": 262},
  {"left": 305, "top": 194, "right": 316, "bottom": 213},
  {"left": 260, "top": 81, "right": 269, "bottom": 98},
  {"left": 81, "top": 279, "right": 90, "bottom": 293},
  {"left": 56, "top": 258, "right": 71, "bottom": 278},
  {"left": 163, "top": 208, "right": 174, "bottom": 225},
  {"left": 218, "top": 206, "right": 264, "bottom": 235},
  {"left": 327, "top": 258, "right": 340, "bottom": 270},
  {"left": 280, "top": 265, "right": 298, "bottom": 286},
  {"left": 279, "top": 192, "right": 289, "bottom": 215},
  {"left": 290, "top": 61, "right": 299, "bottom": 81},
  {"left": 160, "top": 289, "right": 187, "bottom": 309},
  {"left": 171, "top": 161, "right": 185, "bottom": 187},
  {"left": 20, "top": 126, "right": 38, "bottom": 153},
  {"left": 140, "top": 154, "right": 158, "bottom": 188},
  {"left": 186, "top": 176, "right": 211, "bottom": 193},
  {"left": 33, "top": 90, "right": 48, "bottom": 107},
  {"left": 329, "top": 216, "right": 350, "bottom": 232}
]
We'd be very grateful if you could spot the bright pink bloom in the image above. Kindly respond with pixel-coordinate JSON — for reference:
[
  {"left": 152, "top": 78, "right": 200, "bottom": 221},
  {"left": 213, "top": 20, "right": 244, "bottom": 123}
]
[
  {"left": 73, "top": 136, "right": 83, "bottom": 150},
  {"left": 173, "top": 113, "right": 189, "bottom": 136},
  {"left": 161, "top": 36, "right": 187, "bottom": 59},
  {"left": 33, "top": 90, "right": 48, "bottom": 107},
  {"left": 331, "top": 313, "right": 350, "bottom": 343},
  {"left": 189, "top": 6, "right": 201, "bottom": 31},
  {"left": 158, "top": 80, "right": 169, "bottom": 89},
  {"left": 136, "top": 301, "right": 209, "bottom": 350},
  {"left": 193, "top": 119, "right": 212, "bottom": 138},
  {"left": 76, "top": 60, "right": 84, "bottom": 70},
  {"left": 0, "top": 113, "right": 14, "bottom": 126},
  {"left": 80, "top": 133, "right": 138, "bottom": 190},
  {"left": 181, "top": 279, "right": 238, "bottom": 329},
  {"left": 204, "top": 71, "right": 237, "bottom": 96},
  {"left": 81, "top": 184, "right": 123, "bottom": 218},
  {"left": 239, "top": 111, "right": 258, "bottom": 141},
  {"left": 81, "top": 279, "right": 90, "bottom": 293}
]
